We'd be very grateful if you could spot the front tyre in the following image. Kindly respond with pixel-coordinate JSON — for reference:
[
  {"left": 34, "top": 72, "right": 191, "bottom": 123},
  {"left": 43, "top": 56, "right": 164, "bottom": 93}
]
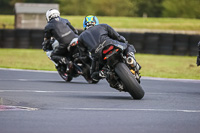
[
  {"left": 115, "top": 62, "right": 145, "bottom": 99},
  {"left": 58, "top": 71, "right": 73, "bottom": 82}
]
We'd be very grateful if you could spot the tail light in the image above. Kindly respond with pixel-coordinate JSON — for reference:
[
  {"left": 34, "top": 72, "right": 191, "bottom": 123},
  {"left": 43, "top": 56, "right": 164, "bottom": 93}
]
[
  {"left": 103, "top": 46, "right": 119, "bottom": 60},
  {"left": 103, "top": 45, "right": 114, "bottom": 54}
]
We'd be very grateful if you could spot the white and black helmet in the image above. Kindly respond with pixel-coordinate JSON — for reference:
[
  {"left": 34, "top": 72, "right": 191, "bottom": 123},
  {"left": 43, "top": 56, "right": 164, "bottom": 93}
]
[{"left": 46, "top": 9, "right": 60, "bottom": 22}]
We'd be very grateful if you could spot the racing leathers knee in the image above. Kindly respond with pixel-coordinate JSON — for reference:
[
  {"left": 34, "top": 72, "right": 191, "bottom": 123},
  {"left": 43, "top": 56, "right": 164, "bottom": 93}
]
[
  {"left": 50, "top": 43, "right": 69, "bottom": 65},
  {"left": 90, "top": 57, "right": 102, "bottom": 81}
]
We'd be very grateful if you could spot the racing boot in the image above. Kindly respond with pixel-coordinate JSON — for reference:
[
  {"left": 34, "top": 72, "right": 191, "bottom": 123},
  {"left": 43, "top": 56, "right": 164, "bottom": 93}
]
[{"left": 91, "top": 70, "right": 107, "bottom": 82}]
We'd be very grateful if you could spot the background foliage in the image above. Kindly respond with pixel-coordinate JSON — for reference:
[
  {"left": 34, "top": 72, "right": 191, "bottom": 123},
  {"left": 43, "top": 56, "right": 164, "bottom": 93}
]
[{"left": 0, "top": 0, "right": 200, "bottom": 18}]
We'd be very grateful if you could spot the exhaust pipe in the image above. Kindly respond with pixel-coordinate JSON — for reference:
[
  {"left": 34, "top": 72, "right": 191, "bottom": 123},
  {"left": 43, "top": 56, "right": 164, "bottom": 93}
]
[
  {"left": 126, "top": 57, "right": 141, "bottom": 71},
  {"left": 126, "top": 57, "right": 136, "bottom": 66}
]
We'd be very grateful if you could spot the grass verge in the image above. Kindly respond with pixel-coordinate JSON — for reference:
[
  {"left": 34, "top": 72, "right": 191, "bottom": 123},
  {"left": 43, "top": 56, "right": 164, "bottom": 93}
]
[{"left": 0, "top": 49, "right": 199, "bottom": 80}]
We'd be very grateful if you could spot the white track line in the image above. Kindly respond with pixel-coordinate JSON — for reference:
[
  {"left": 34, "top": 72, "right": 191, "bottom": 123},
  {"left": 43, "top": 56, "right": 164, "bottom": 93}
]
[
  {"left": 48, "top": 107, "right": 200, "bottom": 113},
  {"left": 0, "top": 90, "right": 119, "bottom": 94},
  {"left": 0, "top": 68, "right": 57, "bottom": 73},
  {"left": 142, "top": 76, "right": 200, "bottom": 83},
  {"left": 0, "top": 90, "right": 187, "bottom": 94},
  {"left": 0, "top": 105, "right": 38, "bottom": 111}
]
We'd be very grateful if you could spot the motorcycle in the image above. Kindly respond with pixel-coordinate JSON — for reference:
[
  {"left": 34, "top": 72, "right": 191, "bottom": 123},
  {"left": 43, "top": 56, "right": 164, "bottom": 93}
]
[
  {"left": 46, "top": 39, "right": 99, "bottom": 84},
  {"left": 95, "top": 42, "right": 145, "bottom": 99}
]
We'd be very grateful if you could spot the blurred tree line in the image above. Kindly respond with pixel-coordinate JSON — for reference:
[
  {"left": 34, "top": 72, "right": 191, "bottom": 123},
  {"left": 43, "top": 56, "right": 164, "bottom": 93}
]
[{"left": 0, "top": 0, "right": 200, "bottom": 18}]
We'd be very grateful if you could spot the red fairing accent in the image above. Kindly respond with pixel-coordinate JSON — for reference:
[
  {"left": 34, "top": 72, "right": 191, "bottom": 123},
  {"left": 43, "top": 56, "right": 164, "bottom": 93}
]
[{"left": 103, "top": 45, "right": 114, "bottom": 54}]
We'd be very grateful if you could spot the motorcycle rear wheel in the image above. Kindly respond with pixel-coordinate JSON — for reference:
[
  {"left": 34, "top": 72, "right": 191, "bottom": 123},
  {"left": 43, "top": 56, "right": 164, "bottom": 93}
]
[{"left": 115, "top": 62, "right": 145, "bottom": 99}]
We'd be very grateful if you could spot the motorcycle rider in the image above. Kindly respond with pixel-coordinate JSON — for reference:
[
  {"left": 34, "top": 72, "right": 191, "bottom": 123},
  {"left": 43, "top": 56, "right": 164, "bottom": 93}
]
[
  {"left": 197, "top": 41, "right": 200, "bottom": 66},
  {"left": 78, "top": 15, "right": 141, "bottom": 81},
  {"left": 42, "top": 9, "right": 78, "bottom": 72}
]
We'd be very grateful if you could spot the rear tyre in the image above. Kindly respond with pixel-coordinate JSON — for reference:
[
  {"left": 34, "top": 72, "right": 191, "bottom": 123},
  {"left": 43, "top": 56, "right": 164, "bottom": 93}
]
[{"left": 115, "top": 62, "right": 145, "bottom": 99}]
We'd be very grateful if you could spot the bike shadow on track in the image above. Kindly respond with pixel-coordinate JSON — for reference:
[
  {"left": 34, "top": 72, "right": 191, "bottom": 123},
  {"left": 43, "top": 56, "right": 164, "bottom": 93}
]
[{"left": 61, "top": 93, "right": 133, "bottom": 100}]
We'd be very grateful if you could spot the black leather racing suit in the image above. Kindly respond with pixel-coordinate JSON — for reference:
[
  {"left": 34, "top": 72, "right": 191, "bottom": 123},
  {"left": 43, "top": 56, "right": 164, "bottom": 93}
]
[
  {"left": 44, "top": 17, "right": 78, "bottom": 64},
  {"left": 78, "top": 24, "right": 136, "bottom": 78}
]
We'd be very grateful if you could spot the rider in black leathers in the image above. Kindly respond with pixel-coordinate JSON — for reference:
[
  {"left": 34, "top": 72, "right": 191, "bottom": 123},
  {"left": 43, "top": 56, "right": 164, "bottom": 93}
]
[
  {"left": 42, "top": 9, "right": 78, "bottom": 69},
  {"left": 78, "top": 15, "right": 141, "bottom": 81}
]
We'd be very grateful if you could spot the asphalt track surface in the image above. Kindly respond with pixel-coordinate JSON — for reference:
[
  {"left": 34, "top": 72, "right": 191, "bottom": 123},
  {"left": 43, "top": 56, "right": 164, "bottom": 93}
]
[{"left": 0, "top": 68, "right": 200, "bottom": 133}]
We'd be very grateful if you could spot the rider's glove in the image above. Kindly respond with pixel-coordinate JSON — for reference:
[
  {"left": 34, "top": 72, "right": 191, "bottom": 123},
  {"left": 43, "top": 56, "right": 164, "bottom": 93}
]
[
  {"left": 119, "top": 35, "right": 127, "bottom": 43},
  {"left": 42, "top": 41, "right": 47, "bottom": 51},
  {"left": 42, "top": 40, "right": 50, "bottom": 51}
]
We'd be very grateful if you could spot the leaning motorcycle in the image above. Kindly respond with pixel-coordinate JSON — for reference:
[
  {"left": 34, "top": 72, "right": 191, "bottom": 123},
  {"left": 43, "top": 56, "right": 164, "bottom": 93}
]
[
  {"left": 46, "top": 39, "right": 99, "bottom": 84},
  {"left": 95, "top": 42, "right": 145, "bottom": 99}
]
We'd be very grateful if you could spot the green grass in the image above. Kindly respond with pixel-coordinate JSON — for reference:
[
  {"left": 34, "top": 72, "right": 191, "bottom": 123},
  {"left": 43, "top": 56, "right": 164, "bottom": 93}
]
[
  {"left": 0, "top": 49, "right": 199, "bottom": 80},
  {"left": 1, "top": 15, "right": 200, "bottom": 33},
  {"left": 136, "top": 54, "right": 200, "bottom": 80},
  {"left": 0, "top": 49, "right": 55, "bottom": 71}
]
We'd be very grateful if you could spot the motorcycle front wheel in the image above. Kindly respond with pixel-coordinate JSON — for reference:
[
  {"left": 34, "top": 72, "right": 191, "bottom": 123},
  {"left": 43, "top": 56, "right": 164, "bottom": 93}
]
[
  {"left": 114, "top": 62, "right": 145, "bottom": 99},
  {"left": 58, "top": 71, "right": 73, "bottom": 82}
]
